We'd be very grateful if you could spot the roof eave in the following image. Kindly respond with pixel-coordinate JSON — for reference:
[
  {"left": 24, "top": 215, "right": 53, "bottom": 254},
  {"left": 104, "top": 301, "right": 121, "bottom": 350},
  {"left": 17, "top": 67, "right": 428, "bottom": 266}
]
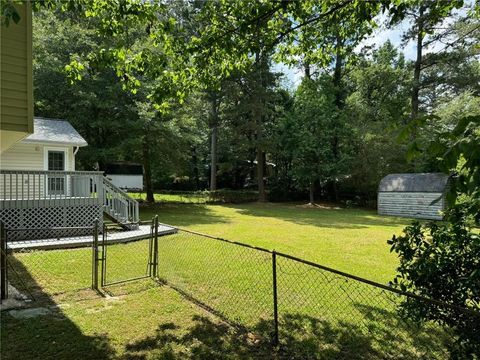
[{"left": 22, "top": 139, "right": 88, "bottom": 147}]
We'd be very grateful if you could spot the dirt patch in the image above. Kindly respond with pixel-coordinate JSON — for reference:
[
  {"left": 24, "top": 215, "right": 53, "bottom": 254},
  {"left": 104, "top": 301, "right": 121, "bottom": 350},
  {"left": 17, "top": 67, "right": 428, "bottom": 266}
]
[{"left": 296, "top": 202, "right": 342, "bottom": 210}]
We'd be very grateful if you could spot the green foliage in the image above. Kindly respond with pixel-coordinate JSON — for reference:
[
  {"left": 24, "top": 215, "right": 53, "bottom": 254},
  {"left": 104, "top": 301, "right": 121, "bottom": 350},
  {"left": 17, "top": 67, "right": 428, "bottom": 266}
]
[
  {"left": 432, "top": 115, "right": 480, "bottom": 222},
  {"left": 345, "top": 41, "right": 411, "bottom": 197},
  {"left": 388, "top": 217, "right": 480, "bottom": 357},
  {"left": 278, "top": 76, "right": 348, "bottom": 193}
]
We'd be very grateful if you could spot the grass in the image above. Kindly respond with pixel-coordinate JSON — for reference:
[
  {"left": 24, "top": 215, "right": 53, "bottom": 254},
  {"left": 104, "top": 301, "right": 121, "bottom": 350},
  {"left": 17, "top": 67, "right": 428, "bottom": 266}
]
[
  {"left": 140, "top": 202, "right": 411, "bottom": 283},
  {"left": 3, "top": 202, "right": 454, "bottom": 359}
]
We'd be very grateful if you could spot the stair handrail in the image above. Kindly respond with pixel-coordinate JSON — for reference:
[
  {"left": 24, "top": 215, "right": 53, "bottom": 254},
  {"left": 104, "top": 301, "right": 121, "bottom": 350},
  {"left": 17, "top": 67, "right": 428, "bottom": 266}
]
[{"left": 102, "top": 176, "right": 139, "bottom": 226}]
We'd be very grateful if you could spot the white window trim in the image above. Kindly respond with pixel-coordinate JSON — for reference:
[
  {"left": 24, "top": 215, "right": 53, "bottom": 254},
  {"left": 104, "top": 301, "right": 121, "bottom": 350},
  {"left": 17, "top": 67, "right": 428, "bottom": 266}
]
[
  {"left": 43, "top": 146, "right": 69, "bottom": 171},
  {"left": 43, "top": 147, "right": 69, "bottom": 196}
]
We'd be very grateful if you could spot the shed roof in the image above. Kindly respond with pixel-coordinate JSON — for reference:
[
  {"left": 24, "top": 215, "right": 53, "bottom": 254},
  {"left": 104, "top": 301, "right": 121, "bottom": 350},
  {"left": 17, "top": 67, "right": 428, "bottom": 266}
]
[
  {"left": 22, "top": 118, "right": 88, "bottom": 147},
  {"left": 379, "top": 173, "right": 449, "bottom": 193},
  {"left": 104, "top": 163, "right": 143, "bottom": 175}
]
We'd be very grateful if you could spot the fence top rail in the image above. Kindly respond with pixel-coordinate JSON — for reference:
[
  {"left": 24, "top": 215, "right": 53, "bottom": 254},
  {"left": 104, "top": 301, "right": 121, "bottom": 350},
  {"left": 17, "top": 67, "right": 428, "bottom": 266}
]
[
  {"left": 160, "top": 221, "right": 480, "bottom": 318},
  {"left": 0, "top": 169, "right": 103, "bottom": 175}
]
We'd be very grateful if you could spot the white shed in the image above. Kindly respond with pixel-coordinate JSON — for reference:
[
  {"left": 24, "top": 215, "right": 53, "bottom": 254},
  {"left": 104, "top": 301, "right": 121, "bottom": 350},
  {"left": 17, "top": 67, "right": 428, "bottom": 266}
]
[
  {"left": 378, "top": 173, "right": 450, "bottom": 220},
  {"left": 104, "top": 163, "right": 144, "bottom": 191}
]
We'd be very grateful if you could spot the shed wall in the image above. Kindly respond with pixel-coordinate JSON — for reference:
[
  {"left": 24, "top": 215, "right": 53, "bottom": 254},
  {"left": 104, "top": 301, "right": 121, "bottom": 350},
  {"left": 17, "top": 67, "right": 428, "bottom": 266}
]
[
  {"left": 106, "top": 174, "right": 143, "bottom": 190},
  {"left": 378, "top": 192, "right": 444, "bottom": 220}
]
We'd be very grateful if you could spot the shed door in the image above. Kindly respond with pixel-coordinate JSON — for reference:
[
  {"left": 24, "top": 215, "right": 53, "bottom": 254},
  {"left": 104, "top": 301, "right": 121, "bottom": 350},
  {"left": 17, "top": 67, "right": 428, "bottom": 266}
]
[{"left": 47, "top": 150, "right": 66, "bottom": 195}]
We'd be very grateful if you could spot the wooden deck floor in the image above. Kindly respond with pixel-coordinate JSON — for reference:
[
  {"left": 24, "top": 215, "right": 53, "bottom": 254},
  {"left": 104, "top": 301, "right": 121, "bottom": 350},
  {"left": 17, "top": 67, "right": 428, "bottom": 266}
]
[{"left": 7, "top": 225, "right": 177, "bottom": 251}]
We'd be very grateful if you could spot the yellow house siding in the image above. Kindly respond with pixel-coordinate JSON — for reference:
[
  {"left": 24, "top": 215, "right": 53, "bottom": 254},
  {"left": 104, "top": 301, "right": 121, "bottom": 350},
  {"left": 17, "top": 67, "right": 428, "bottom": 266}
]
[{"left": 0, "top": 2, "right": 33, "bottom": 151}]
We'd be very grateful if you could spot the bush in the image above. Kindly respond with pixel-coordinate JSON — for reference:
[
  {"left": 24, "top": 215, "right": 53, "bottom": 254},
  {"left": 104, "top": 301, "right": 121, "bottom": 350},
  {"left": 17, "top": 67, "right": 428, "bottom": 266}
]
[
  {"left": 207, "top": 189, "right": 259, "bottom": 203},
  {"left": 388, "top": 212, "right": 480, "bottom": 358}
]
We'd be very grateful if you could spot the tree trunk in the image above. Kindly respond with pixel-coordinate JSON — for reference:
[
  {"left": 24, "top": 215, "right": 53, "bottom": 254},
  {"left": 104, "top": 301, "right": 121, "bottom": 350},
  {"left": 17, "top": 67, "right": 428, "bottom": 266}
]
[
  {"left": 309, "top": 181, "right": 315, "bottom": 204},
  {"left": 192, "top": 146, "right": 199, "bottom": 190},
  {"left": 142, "top": 135, "right": 154, "bottom": 203},
  {"left": 411, "top": 5, "right": 424, "bottom": 123},
  {"left": 254, "top": 50, "right": 267, "bottom": 202},
  {"left": 209, "top": 94, "right": 219, "bottom": 191},
  {"left": 210, "top": 124, "right": 218, "bottom": 191},
  {"left": 330, "top": 33, "right": 343, "bottom": 202},
  {"left": 257, "top": 149, "right": 266, "bottom": 202},
  {"left": 304, "top": 62, "right": 311, "bottom": 80}
]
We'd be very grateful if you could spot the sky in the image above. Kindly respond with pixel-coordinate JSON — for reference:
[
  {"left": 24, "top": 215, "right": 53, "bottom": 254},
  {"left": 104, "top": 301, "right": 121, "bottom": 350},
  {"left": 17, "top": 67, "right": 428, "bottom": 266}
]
[{"left": 275, "top": 3, "right": 473, "bottom": 89}]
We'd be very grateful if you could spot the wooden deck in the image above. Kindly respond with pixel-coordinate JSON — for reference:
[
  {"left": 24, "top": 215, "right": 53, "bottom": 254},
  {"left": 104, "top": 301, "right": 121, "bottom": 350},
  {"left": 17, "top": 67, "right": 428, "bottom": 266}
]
[{"left": 7, "top": 225, "right": 177, "bottom": 250}]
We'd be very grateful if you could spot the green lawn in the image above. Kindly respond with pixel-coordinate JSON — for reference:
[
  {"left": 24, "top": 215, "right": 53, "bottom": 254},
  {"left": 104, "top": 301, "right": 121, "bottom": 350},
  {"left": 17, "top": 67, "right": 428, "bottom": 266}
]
[
  {"left": 141, "top": 202, "right": 410, "bottom": 283},
  {"left": 3, "top": 203, "right": 454, "bottom": 359}
]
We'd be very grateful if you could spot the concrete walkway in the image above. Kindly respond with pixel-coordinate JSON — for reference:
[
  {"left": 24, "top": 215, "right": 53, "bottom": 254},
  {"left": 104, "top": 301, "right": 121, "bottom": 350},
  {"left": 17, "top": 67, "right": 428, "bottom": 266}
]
[{"left": 7, "top": 225, "right": 177, "bottom": 251}]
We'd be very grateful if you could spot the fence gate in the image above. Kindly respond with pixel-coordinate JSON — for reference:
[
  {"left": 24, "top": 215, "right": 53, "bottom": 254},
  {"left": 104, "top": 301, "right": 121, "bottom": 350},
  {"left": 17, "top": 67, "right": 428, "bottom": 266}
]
[{"left": 93, "top": 217, "right": 159, "bottom": 289}]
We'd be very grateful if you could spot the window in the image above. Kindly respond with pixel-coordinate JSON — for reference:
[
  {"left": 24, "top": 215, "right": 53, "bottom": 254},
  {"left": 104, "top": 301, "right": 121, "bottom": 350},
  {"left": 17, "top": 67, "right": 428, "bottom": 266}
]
[
  {"left": 47, "top": 150, "right": 66, "bottom": 195},
  {"left": 48, "top": 151, "right": 65, "bottom": 171}
]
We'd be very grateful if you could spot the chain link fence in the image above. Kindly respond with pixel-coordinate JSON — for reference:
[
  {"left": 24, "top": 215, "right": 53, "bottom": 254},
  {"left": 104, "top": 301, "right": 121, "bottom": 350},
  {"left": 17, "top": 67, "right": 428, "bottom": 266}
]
[
  {"left": 100, "top": 223, "right": 154, "bottom": 286},
  {"left": 155, "top": 224, "right": 480, "bottom": 359},
  {"left": 157, "top": 229, "right": 273, "bottom": 328},
  {"left": 1, "top": 219, "right": 479, "bottom": 358},
  {"left": 2, "top": 226, "right": 95, "bottom": 304}
]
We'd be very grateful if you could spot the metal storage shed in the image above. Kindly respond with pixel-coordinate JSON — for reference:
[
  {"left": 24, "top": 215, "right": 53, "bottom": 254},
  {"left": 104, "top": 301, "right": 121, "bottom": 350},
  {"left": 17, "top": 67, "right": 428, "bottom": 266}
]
[{"left": 378, "top": 173, "right": 450, "bottom": 220}]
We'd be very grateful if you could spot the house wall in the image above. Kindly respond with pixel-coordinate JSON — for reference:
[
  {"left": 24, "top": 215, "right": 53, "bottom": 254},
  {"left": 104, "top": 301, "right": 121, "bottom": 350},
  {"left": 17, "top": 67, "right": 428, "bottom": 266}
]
[
  {"left": 378, "top": 192, "right": 445, "bottom": 220},
  {"left": 0, "top": 142, "right": 75, "bottom": 199},
  {"left": 0, "top": 142, "right": 75, "bottom": 170},
  {"left": 106, "top": 174, "right": 143, "bottom": 190},
  {"left": 0, "top": 2, "right": 33, "bottom": 153}
]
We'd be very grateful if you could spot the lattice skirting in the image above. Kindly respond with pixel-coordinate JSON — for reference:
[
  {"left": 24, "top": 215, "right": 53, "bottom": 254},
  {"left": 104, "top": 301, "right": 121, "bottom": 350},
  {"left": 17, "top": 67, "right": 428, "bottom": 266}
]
[{"left": 1, "top": 204, "right": 103, "bottom": 241}]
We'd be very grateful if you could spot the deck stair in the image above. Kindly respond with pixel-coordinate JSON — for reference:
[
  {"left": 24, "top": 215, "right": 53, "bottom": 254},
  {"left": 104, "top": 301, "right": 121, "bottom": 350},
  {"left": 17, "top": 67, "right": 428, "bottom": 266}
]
[{"left": 102, "top": 177, "right": 139, "bottom": 230}]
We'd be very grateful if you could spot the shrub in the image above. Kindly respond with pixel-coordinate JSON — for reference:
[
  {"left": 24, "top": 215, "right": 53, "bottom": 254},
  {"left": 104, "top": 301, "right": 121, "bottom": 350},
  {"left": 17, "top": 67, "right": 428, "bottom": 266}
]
[{"left": 388, "top": 210, "right": 480, "bottom": 357}]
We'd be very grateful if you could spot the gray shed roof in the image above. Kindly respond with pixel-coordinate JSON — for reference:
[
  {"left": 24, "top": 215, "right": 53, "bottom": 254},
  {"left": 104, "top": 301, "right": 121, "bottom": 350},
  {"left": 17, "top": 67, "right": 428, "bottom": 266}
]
[
  {"left": 379, "top": 173, "right": 449, "bottom": 193},
  {"left": 23, "top": 118, "right": 88, "bottom": 147}
]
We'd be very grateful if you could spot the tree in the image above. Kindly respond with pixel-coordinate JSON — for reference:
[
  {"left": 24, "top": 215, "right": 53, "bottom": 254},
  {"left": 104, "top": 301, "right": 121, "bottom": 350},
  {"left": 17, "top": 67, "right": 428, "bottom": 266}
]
[
  {"left": 391, "top": 1, "right": 466, "bottom": 122},
  {"left": 345, "top": 41, "right": 411, "bottom": 198},
  {"left": 276, "top": 75, "right": 352, "bottom": 204}
]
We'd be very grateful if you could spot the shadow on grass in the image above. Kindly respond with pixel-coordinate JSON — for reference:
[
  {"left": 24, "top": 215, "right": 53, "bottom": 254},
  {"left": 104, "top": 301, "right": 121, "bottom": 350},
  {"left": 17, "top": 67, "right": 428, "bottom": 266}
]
[
  {"left": 225, "top": 202, "right": 409, "bottom": 230},
  {"left": 139, "top": 204, "right": 231, "bottom": 227},
  {"left": 122, "top": 312, "right": 428, "bottom": 360},
  {"left": 124, "top": 280, "right": 453, "bottom": 360},
  {"left": 141, "top": 202, "right": 409, "bottom": 230},
  {"left": 2, "top": 255, "right": 114, "bottom": 360}
]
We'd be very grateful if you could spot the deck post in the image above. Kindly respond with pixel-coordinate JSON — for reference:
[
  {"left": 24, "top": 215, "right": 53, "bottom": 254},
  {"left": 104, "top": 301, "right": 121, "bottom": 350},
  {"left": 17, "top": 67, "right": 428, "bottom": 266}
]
[{"left": 0, "top": 222, "right": 7, "bottom": 301}]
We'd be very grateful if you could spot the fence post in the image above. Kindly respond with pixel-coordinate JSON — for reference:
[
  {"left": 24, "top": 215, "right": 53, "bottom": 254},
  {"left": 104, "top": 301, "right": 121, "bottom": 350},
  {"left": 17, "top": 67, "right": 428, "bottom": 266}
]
[
  {"left": 272, "top": 250, "right": 279, "bottom": 347},
  {"left": 1, "top": 222, "right": 7, "bottom": 301},
  {"left": 153, "top": 215, "right": 159, "bottom": 278},
  {"left": 92, "top": 219, "right": 99, "bottom": 291},
  {"left": 101, "top": 223, "right": 107, "bottom": 287}
]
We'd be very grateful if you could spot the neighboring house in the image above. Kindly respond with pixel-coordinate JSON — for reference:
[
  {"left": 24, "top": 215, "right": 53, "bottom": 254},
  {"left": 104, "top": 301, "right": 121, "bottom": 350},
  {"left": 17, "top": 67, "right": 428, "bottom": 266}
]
[
  {"left": 1, "top": 2, "right": 33, "bottom": 152},
  {"left": 104, "top": 163, "right": 144, "bottom": 191},
  {"left": 378, "top": 173, "right": 450, "bottom": 220},
  {"left": 0, "top": 4, "right": 139, "bottom": 240}
]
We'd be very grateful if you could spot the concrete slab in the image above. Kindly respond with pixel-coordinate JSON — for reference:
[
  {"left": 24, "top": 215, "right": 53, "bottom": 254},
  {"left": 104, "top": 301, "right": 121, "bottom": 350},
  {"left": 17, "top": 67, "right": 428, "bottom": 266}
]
[
  {"left": 9, "top": 307, "right": 51, "bottom": 319},
  {"left": 7, "top": 225, "right": 177, "bottom": 251}
]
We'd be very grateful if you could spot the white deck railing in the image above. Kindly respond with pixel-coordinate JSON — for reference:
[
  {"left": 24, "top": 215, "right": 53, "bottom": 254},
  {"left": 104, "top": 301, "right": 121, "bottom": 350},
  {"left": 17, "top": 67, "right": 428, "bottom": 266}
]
[
  {"left": 102, "top": 176, "right": 139, "bottom": 226},
  {"left": 0, "top": 170, "right": 139, "bottom": 227}
]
